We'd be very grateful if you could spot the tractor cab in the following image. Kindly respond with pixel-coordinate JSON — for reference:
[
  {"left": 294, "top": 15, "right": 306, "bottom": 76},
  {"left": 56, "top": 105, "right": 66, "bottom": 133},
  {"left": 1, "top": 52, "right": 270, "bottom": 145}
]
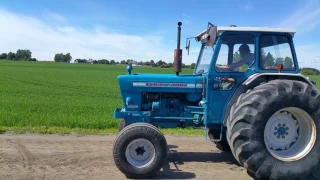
[{"left": 185, "top": 23, "right": 300, "bottom": 126}]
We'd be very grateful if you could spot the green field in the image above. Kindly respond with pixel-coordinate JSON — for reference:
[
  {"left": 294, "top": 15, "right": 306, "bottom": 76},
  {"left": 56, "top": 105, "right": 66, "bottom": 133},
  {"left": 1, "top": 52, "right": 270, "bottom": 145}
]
[
  {"left": 0, "top": 60, "right": 319, "bottom": 135},
  {"left": 0, "top": 60, "right": 199, "bottom": 135}
]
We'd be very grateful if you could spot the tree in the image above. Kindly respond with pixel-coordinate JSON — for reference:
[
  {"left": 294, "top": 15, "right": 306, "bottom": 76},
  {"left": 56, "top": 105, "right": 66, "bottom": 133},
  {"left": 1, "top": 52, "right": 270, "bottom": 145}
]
[
  {"left": 261, "top": 49, "right": 267, "bottom": 60},
  {"left": 275, "top": 58, "right": 284, "bottom": 65},
  {"left": 121, "top": 60, "right": 126, "bottom": 64},
  {"left": 264, "top": 52, "right": 275, "bottom": 67},
  {"left": 190, "top": 63, "right": 196, "bottom": 69},
  {"left": 0, "top": 53, "right": 7, "bottom": 59},
  {"left": 167, "top": 63, "right": 173, "bottom": 67},
  {"left": 7, "top": 52, "right": 15, "bottom": 60},
  {"left": 54, "top": 53, "right": 72, "bottom": 62},
  {"left": 150, "top": 60, "right": 155, "bottom": 65},
  {"left": 110, "top": 60, "right": 116, "bottom": 64},
  {"left": 65, "top": 53, "right": 72, "bottom": 62},
  {"left": 16, "top": 49, "right": 31, "bottom": 61},
  {"left": 156, "top": 60, "right": 163, "bottom": 67},
  {"left": 301, "top": 69, "right": 314, "bottom": 76},
  {"left": 54, "top": 53, "right": 64, "bottom": 62},
  {"left": 233, "top": 51, "right": 241, "bottom": 62},
  {"left": 283, "top": 57, "right": 293, "bottom": 69}
]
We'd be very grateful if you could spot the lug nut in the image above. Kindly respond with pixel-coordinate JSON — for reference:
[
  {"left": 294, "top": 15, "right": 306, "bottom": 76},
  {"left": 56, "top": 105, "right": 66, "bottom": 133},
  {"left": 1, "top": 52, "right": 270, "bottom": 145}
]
[
  {"left": 286, "top": 127, "right": 289, "bottom": 130},
  {"left": 275, "top": 127, "right": 277, "bottom": 130},
  {"left": 283, "top": 123, "right": 286, "bottom": 127},
  {"left": 285, "top": 132, "right": 288, "bottom": 135},
  {"left": 278, "top": 123, "right": 281, "bottom": 127},
  {"left": 277, "top": 135, "right": 280, "bottom": 138},
  {"left": 282, "top": 136, "right": 285, "bottom": 138},
  {"left": 274, "top": 132, "right": 277, "bottom": 135}
]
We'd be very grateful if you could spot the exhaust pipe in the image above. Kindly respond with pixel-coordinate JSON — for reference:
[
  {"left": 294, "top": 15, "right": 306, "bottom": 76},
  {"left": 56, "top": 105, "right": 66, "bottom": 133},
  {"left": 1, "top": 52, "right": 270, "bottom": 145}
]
[{"left": 174, "top": 22, "right": 182, "bottom": 76}]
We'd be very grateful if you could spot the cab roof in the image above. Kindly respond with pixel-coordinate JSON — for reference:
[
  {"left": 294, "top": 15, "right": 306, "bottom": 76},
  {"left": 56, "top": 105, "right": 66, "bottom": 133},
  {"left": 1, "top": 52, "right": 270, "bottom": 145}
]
[{"left": 195, "top": 26, "right": 296, "bottom": 40}]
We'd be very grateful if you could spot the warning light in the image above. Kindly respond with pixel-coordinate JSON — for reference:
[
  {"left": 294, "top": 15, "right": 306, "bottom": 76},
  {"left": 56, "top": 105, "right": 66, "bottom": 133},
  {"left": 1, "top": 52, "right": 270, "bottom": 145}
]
[{"left": 277, "top": 64, "right": 283, "bottom": 72}]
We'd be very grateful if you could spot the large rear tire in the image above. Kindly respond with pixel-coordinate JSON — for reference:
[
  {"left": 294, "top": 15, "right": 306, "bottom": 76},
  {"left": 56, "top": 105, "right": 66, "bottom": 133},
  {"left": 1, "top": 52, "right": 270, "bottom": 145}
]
[
  {"left": 226, "top": 80, "right": 320, "bottom": 179},
  {"left": 113, "top": 123, "right": 167, "bottom": 179}
]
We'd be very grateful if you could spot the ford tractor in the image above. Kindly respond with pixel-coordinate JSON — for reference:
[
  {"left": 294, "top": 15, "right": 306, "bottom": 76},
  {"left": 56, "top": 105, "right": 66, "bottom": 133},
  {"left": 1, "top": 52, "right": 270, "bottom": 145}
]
[{"left": 112, "top": 22, "right": 320, "bottom": 179}]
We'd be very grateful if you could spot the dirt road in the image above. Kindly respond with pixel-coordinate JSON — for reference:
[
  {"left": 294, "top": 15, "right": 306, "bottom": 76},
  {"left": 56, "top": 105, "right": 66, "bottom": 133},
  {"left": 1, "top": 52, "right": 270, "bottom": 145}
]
[{"left": 0, "top": 134, "right": 256, "bottom": 180}]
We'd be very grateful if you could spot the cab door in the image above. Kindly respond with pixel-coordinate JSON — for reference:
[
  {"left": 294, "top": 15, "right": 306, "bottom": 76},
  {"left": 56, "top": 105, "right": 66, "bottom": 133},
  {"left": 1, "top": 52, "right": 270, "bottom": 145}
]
[{"left": 205, "top": 33, "right": 258, "bottom": 125}]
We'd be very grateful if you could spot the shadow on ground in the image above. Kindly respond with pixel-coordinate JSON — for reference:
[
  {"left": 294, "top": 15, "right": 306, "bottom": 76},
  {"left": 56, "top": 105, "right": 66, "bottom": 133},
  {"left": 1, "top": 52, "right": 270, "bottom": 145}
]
[
  {"left": 148, "top": 145, "right": 320, "bottom": 180},
  {"left": 151, "top": 144, "right": 244, "bottom": 179}
]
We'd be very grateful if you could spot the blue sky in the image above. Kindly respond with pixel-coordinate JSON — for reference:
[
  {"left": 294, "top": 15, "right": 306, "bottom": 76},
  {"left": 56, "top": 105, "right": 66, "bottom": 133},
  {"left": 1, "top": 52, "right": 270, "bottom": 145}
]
[{"left": 0, "top": 0, "right": 320, "bottom": 67}]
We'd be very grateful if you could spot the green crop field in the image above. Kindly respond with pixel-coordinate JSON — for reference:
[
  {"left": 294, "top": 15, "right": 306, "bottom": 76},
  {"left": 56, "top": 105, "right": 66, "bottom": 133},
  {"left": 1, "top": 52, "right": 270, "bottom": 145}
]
[
  {"left": 0, "top": 60, "right": 198, "bottom": 135},
  {"left": 0, "top": 60, "right": 319, "bottom": 135}
]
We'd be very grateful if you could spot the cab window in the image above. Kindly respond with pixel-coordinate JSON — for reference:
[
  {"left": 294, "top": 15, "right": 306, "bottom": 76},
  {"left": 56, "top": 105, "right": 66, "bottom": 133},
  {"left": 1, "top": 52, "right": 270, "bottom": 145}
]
[
  {"left": 260, "top": 35, "right": 295, "bottom": 70},
  {"left": 215, "top": 34, "right": 255, "bottom": 72}
]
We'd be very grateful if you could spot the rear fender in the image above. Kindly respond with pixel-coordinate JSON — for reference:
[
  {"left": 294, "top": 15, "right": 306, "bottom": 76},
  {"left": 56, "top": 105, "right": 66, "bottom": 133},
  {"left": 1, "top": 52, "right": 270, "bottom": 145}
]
[{"left": 223, "top": 73, "right": 315, "bottom": 127}]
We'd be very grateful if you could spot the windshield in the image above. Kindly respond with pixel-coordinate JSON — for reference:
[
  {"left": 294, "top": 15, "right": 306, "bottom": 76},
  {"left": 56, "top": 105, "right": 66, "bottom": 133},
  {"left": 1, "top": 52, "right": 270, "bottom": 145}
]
[{"left": 194, "top": 43, "right": 215, "bottom": 74}]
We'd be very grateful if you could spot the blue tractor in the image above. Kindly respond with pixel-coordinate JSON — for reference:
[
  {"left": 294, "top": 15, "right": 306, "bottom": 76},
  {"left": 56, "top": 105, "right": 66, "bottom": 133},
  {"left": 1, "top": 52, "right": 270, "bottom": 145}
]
[{"left": 112, "top": 22, "right": 320, "bottom": 179}]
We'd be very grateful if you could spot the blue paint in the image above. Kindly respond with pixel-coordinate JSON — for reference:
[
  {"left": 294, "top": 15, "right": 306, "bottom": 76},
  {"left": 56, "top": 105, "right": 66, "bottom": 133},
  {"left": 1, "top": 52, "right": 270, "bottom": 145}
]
[
  {"left": 113, "top": 29, "right": 300, "bottom": 137},
  {"left": 127, "top": 64, "right": 133, "bottom": 75},
  {"left": 277, "top": 127, "right": 286, "bottom": 136}
]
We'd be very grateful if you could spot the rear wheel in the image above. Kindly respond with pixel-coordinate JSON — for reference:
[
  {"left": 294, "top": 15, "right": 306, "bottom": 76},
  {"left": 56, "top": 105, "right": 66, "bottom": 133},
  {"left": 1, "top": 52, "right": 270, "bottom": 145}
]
[
  {"left": 113, "top": 123, "right": 167, "bottom": 179},
  {"left": 226, "top": 80, "right": 320, "bottom": 179}
]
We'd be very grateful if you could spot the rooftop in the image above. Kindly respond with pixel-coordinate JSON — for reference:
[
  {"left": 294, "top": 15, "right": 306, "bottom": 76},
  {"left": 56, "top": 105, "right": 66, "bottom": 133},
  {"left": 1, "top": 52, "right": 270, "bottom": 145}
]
[{"left": 195, "top": 26, "right": 296, "bottom": 41}]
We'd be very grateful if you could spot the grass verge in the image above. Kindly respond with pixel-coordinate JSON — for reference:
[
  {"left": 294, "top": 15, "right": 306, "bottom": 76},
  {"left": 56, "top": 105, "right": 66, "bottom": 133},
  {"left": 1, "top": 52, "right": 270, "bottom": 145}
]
[{"left": 0, "top": 126, "right": 204, "bottom": 136}]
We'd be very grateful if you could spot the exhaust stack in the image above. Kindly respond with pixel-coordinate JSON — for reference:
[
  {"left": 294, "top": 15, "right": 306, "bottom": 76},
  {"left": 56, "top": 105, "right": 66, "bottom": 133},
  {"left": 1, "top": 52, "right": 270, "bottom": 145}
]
[{"left": 174, "top": 22, "right": 182, "bottom": 76}]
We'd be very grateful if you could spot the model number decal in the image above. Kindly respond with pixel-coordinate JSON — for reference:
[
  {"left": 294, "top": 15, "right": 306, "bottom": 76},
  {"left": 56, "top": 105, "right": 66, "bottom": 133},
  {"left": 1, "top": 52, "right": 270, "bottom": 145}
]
[{"left": 132, "top": 82, "right": 201, "bottom": 88}]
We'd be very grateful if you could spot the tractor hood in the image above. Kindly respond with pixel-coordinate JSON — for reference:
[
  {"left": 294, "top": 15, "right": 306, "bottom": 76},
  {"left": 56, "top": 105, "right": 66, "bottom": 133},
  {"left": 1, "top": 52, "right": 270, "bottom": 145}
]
[
  {"left": 117, "top": 72, "right": 204, "bottom": 111},
  {"left": 118, "top": 73, "right": 203, "bottom": 93}
]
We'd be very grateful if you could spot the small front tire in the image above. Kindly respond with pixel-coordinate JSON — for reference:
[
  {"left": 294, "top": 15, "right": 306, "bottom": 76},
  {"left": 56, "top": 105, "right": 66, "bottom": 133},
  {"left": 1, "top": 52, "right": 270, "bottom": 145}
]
[
  {"left": 118, "top": 118, "right": 127, "bottom": 132},
  {"left": 113, "top": 123, "right": 168, "bottom": 179}
]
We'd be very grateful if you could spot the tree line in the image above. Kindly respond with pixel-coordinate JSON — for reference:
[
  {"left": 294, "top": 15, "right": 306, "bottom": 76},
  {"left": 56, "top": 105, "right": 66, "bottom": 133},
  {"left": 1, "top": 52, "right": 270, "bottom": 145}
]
[
  {"left": 75, "top": 58, "right": 197, "bottom": 69},
  {"left": 300, "top": 67, "right": 320, "bottom": 76},
  {"left": 0, "top": 49, "right": 37, "bottom": 61}
]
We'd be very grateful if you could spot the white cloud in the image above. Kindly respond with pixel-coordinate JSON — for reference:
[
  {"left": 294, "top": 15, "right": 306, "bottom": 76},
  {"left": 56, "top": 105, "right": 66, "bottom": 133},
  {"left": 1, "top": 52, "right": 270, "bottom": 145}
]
[
  {"left": 278, "top": 0, "right": 320, "bottom": 32},
  {"left": 45, "top": 10, "right": 68, "bottom": 23},
  {"left": 0, "top": 8, "right": 199, "bottom": 65},
  {"left": 182, "top": 13, "right": 192, "bottom": 25},
  {"left": 57, "top": 26, "right": 77, "bottom": 33},
  {"left": 182, "top": 13, "right": 190, "bottom": 19}
]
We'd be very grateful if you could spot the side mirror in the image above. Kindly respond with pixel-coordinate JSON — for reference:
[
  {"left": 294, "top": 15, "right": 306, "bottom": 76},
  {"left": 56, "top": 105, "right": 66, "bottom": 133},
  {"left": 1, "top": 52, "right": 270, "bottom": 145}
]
[{"left": 185, "top": 39, "right": 190, "bottom": 55}]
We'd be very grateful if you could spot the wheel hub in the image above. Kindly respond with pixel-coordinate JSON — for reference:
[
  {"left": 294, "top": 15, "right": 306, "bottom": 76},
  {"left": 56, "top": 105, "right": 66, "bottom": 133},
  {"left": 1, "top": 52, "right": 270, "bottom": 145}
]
[
  {"left": 276, "top": 126, "right": 286, "bottom": 136},
  {"left": 135, "top": 146, "right": 146, "bottom": 156},
  {"left": 125, "top": 138, "right": 156, "bottom": 168},
  {"left": 264, "top": 107, "right": 316, "bottom": 161}
]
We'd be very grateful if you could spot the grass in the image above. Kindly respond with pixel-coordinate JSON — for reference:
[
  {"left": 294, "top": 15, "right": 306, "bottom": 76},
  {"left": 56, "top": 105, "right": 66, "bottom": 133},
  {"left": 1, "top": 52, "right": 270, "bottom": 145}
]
[
  {"left": 0, "top": 60, "right": 199, "bottom": 136},
  {"left": 0, "top": 60, "right": 319, "bottom": 136}
]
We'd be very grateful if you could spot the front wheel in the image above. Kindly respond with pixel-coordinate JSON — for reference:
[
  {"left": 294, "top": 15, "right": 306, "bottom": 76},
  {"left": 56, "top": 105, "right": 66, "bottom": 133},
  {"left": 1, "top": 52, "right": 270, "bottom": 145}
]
[
  {"left": 227, "top": 80, "right": 320, "bottom": 179},
  {"left": 118, "top": 118, "right": 127, "bottom": 132},
  {"left": 113, "top": 123, "right": 168, "bottom": 179}
]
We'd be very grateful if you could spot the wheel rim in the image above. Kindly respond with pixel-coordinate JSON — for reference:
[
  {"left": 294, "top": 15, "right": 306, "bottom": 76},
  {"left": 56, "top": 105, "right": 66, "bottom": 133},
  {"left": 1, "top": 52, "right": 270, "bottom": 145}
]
[
  {"left": 264, "top": 107, "right": 316, "bottom": 161},
  {"left": 125, "top": 138, "right": 156, "bottom": 168}
]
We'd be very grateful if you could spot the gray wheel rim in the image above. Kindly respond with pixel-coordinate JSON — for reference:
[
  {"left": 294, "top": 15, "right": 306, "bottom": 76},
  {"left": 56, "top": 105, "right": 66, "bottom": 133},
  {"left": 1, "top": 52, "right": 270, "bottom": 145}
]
[
  {"left": 125, "top": 138, "right": 156, "bottom": 168},
  {"left": 264, "top": 107, "right": 316, "bottom": 161}
]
